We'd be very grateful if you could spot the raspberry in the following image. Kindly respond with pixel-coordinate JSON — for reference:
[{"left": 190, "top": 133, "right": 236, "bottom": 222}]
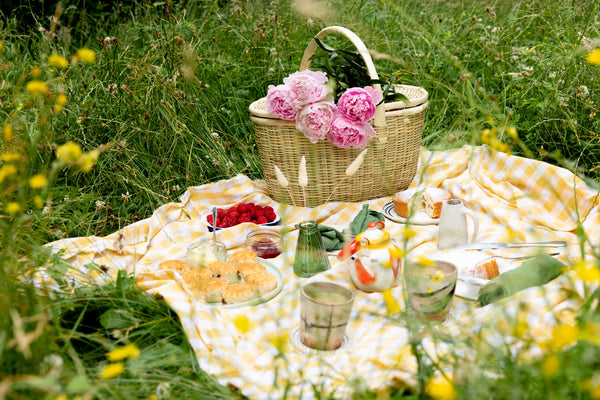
[
  {"left": 238, "top": 203, "right": 248, "bottom": 213},
  {"left": 265, "top": 211, "right": 277, "bottom": 222},
  {"left": 257, "top": 216, "right": 268, "bottom": 224},
  {"left": 207, "top": 215, "right": 214, "bottom": 224}
]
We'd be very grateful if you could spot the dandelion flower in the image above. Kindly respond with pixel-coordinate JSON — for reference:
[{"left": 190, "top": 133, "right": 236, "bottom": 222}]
[
  {"left": 107, "top": 343, "right": 141, "bottom": 362},
  {"left": 587, "top": 48, "right": 600, "bottom": 65},
  {"left": 0, "top": 164, "right": 17, "bottom": 183},
  {"left": 54, "top": 93, "right": 68, "bottom": 112},
  {"left": 572, "top": 261, "right": 600, "bottom": 283},
  {"left": 78, "top": 149, "right": 99, "bottom": 172},
  {"left": 101, "top": 362, "right": 125, "bottom": 379},
  {"left": 49, "top": 53, "right": 69, "bottom": 69},
  {"left": 546, "top": 323, "right": 578, "bottom": 351},
  {"left": 425, "top": 374, "right": 457, "bottom": 400},
  {"left": 541, "top": 353, "right": 560, "bottom": 377},
  {"left": 56, "top": 142, "right": 82, "bottom": 163},
  {"left": 6, "top": 202, "right": 21, "bottom": 214},
  {"left": 506, "top": 127, "right": 518, "bottom": 140},
  {"left": 431, "top": 270, "right": 444, "bottom": 283},
  {"left": 1, "top": 152, "right": 20, "bottom": 162},
  {"left": 75, "top": 47, "right": 96, "bottom": 64},
  {"left": 232, "top": 315, "right": 251, "bottom": 334},
  {"left": 273, "top": 165, "right": 289, "bottom": 188},
  {"left": 29, "top": 174, "right": 47, "bottom": 189},
  {"left": 298, "top": 155, "right": 308, "bottom": 187},
  {"left": 26, "top": 80, "right": 48, "bottom": 97},
  {"left": 31, "top": 66, "right": 42, "bottom": 78},
  {"left": 416, "top": 255, "right": 435, "bottom": 267},
  {"left": 34, "top": 195, "right": 44, "bottom": 208},
  {"left": 3, "top": 124, "right": 13, "bottom": 140},
  {"left": 345, "top": 149, "right": 367, "bottom": 176}
]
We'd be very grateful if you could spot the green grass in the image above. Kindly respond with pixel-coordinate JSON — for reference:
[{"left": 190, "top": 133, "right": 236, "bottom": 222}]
[{"left": 0, "top": 0, "right": 599, "bottom": 399}]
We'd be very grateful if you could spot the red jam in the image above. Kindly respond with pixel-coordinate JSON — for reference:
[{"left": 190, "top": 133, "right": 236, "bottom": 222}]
[{"left": 251, "top": 238, "right": 281, "bottom": 259}]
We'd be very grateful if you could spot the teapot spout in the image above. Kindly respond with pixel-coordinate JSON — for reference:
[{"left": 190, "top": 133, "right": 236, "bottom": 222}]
[{"left": 337, "top": 239, "right": 359, "bottom": 261}]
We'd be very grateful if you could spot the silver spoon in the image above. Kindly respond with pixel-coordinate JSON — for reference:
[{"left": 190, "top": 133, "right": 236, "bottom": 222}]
[{"left": 212, "top": 207, "right": 218, "bottom": 249}]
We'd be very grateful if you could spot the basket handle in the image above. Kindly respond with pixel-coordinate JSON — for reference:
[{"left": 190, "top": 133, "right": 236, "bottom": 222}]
[{"left": 300, "top": 26, "right": 386, "bottom": 127}]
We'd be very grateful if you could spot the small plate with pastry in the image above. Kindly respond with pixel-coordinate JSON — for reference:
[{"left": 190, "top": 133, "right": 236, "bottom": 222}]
[
  {"left": 169, "top": 248, "right": 283, "bottom": 308},
  {"left": 382, "top": 186, "right": 452, "bottom": 225},
  {"left": 431, "top": 250, "right": 519, "bottom": 301}
]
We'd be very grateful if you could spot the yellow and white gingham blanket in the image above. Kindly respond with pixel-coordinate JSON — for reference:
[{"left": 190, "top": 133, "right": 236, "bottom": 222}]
[{"left": 47, "top": 145, "right": 600, "bottom": 399}]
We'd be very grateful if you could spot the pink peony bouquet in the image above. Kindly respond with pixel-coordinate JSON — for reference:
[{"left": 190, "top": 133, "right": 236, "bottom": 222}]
[{"left": 265, "top": 70, "right": 381, "bottom": 149}]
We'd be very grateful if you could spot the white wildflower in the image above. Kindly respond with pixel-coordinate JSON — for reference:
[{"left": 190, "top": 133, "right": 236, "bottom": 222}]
[
  {"left": 298, "top": 155, "right": 308, "bottom": 187},
  {"left": 274, "top": 165, "right": 289, "bottom": 188}
]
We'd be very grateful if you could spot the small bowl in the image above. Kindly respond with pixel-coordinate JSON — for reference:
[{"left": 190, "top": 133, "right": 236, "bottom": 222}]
[
  {"left": 187, "top": 239, "right": 227, "bottom": 268},
  {"left": 204, "top": 211, "right": 281, "bottom": 232},
  {"left": 246, "top": 228, "right": 282, "bottom": 259}
]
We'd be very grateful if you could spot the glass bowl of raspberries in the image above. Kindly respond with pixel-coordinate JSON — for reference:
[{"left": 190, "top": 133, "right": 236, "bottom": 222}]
[{"left": 204, "top": 202, "right": 280, "bottom": 231}]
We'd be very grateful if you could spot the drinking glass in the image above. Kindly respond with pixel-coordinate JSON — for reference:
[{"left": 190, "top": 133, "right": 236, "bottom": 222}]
[
  {"left": 293, "top": 221, "right": 330, "bottom": 277},
  {"left": 299, "top": 281, "right": 355, "bottom": 351},
  {"left": 404, "top": 259, "right": 458, "bottom": 321}
]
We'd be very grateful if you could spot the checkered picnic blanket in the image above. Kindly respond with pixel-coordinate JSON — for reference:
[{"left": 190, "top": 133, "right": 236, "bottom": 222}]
[{"left": 46, "top": 145, "right": 599, "bottom": 399}]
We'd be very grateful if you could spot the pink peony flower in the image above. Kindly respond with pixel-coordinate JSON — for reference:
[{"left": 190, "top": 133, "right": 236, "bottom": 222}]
[
  {"left": 337, "top": 87, "right": 381, "bottom": 123},
  {"left": 283, "top": 70, "right": 331, "bottom": 105},
  {"left": 295, "top": 101, "right": 338, "bottom": 144},
  {"left": 327, "top": 115, "right": 376, "bottom": 149},
  {"left": 265, "top": 84, "right": 301, "bottom": 120}
]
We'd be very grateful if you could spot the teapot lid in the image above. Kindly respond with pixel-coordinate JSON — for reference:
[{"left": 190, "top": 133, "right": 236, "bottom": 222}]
[{"left": 357, "top": 221, "right": 389, "bottom": 246}]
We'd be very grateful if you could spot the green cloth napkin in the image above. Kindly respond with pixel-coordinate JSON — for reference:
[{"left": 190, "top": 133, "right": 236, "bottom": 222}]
[
  {"left": 349, "top": 204, "right": 386, "bottom": 236},
  {"left": 317, "top": 225, "right": 346, "bottom": 252},
  {"left": 477, "top": 255, "right": 565, "bottom": 306}
]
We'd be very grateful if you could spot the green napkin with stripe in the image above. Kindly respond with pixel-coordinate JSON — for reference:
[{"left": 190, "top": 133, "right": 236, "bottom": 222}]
[
  {"left": 477, "top": 255, "right": 565, "bottom": 306},
  {"left": 349, "top": 204, "right": 386, "bottom": 236}
]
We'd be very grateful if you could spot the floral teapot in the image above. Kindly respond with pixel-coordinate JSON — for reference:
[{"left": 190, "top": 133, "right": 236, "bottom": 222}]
[{"left": 337, "top": 221, "right": 403, "bottom": 292}]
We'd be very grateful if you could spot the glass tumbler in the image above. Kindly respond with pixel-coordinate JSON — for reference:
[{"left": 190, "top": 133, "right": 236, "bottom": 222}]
[{"left": 293, "top": 221, "right": 331, "bottom": 277}]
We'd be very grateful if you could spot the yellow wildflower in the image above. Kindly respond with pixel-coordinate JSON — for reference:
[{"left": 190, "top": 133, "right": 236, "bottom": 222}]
[
  {"left": 49, "top": 53, "right": 69, "bottom": 69},
  {"left": 17, "top": 103, "right": 23, "bottom": 111},
  {"left": 268, "top": 331, "right": 289, "bottom": 353},
  {"left": 101, "top": 362, "right": 125, "bottom": 379},
  {"left": 29, "top": 174, "right": 47, "bottom": 189},
  {"left": 56, "top": 142, "right": 82, "bottom": 163},
  {"left": 54, "top": 93, "right": 68, "bottom": 112},
  {"left": 541, "top": 353, "right": 560, "bottom": 377},
  {"left": 75, "top": 47, "right": 96, "bottom": 63},
  {"left": 546, "top": 323, "right": 578, "bottom": 351},
  {"left": 506, "top": 126, "right": 518, "bottom": 140},
  {"left": 382, "top": 288, "right": 401, "bottom": 314},
  {"left": 572, "top": 261, "right": 600, "bottom": 283},
  {"left": 3, "top": 124, "right": 13, "bottom": 140},
  {"left": 26, "top": 80, "right": 48, "bottom": 97},
  {"left": 579, "top": 322, "right": 600, "bottom": 345},
  {"left": 5, "top": 202, "right": 21, "bottom": 214},
  {"left": 490, "top": 139, "right": 509, "bottom": 153},
  {"left": 583, "top": 373, "right": 600, "bottom": 399},
  {"left": 232, "top": 314, "right": 251, "bottom": 334},
  {"left": 31, "top": 66, "right": 42, "bottom": 78},
  {"left": 480, "top": 128, "right": 495, "bottom": 144},
  {"left": 431, "top": 270, "right": 444, "bottom": 283},
  {"left": 78, "top": 149, "right": 99, "bottom": 172},
  {"left": 416, "top": 255, "right": 435, "bottom": 267},
  {"left": 512, "top": 318, "right": 529, "bottom": 338},
  {"left": 587, "top": 49, "right": 600, "bottom": 65},
  {"left": 34, "top": 195, "right": 44, "bottom": 208},
  {"left": 0, "top": 164, "right": 17, "bottom": 183},
  {"left": 107, "top": 343, "right": 141, "bottom": 362},
  {"left": 425, "top": 374, "right": 458, "bottom": 400},
  {"left": 1, "top": 152, "right": 20, "bottom": 162}
]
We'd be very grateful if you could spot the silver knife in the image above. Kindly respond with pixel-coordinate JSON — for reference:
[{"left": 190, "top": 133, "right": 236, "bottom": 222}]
[{"left": 453, "top": 240, "right": 568, "bottom": 251}]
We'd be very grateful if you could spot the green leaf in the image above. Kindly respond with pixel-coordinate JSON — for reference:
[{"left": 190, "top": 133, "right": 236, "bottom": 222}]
[
  {"left": 66, "top": 374, "right": 93, "bottom": 394},
  {"left": 99, "top": 309, "right": 139, "bottom": 330}
]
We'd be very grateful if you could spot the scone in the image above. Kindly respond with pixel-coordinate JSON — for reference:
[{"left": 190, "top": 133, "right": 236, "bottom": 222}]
[
  {"left": 208, "top": 260, "right": 238, "bottom": 284},
  {"left": 392, "top": 187, "right": 451, "bottom": 219},
  {"left": 201, "top": 277, "right": 228, "bottom": 303},
  {"left": 187, "top": 283, "right": 207, "bottom": 303},
  {"left": 222, "top": 283, "right": 257, "bottom": 304},
  {"left": 159, "top": 260, "right": 190, "bottom": 272},
  {"left": 229, "top": 249, "right": 258, "bottom": 264},
  {"left": 182, "top": 268, "right": 214, "bottom": 286},
  {"left": 237, "top": 262, "right": 266, "bottom": 281},
  {"left": 474, "top": 258, "right": 499, "bottom": 280},
  {"left": 245, "top": 272, "right": 278, "bottom": 296}
]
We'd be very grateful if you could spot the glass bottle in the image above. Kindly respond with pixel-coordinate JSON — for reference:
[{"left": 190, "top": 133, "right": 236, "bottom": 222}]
[{"left": 293, "top": 221, "right": 331, "bottom": 277}]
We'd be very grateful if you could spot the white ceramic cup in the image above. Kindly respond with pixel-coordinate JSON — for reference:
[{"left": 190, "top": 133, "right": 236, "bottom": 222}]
[{"left": 438, "top": 199, "right": 479, "bottom": 250}]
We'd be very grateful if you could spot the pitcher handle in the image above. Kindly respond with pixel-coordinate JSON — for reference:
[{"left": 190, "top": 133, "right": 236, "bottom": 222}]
[{"left": 462, "top": 206, "right": 479, "bottom": 244}]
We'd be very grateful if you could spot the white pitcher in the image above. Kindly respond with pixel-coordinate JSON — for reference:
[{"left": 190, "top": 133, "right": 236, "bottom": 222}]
[{"left": 438, "top": 199, "right": 479, "bottom": 250}]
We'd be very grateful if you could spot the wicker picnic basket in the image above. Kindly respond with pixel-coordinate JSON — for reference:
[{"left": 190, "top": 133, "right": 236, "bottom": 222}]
[{"left": 249, "top": 26, "right": 428, "bottom": 207}]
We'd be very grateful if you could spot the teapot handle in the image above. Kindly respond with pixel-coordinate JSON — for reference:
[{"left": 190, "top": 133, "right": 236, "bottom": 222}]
[{"left": 367, "top": 221, "right": 385, "bottom": 230}]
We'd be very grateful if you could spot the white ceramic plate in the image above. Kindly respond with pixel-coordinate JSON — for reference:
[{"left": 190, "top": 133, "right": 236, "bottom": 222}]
[
  {"left": 381, "top": 201, "right": 439, "bottom": 226},
  {"left": 203, "top": 210, "right": 280, "bottom": 232},
  {"left": 179, "top": 258, "right": 283, "bottom": 308}
]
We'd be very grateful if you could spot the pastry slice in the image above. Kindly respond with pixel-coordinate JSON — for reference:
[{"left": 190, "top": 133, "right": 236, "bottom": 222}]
[
  {"left": 223, "top": 283, "right": 257, "bottom": 304},
  {"left": 201, "top": 277, "right": 228, "bottom": 303},
  {"left": 237, "top": 262, "right": 267, "bottom": 281},
  {"left": 245, "top": 272, "right": 278, "bottom": 296},
  {"left": 208, "top": 260, "right": 238, "bottom": 284}
]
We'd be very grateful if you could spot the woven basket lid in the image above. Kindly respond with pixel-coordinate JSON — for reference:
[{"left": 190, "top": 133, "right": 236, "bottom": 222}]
[{"left": 249, "top": 84, "right": 428, "bottom": 119}]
